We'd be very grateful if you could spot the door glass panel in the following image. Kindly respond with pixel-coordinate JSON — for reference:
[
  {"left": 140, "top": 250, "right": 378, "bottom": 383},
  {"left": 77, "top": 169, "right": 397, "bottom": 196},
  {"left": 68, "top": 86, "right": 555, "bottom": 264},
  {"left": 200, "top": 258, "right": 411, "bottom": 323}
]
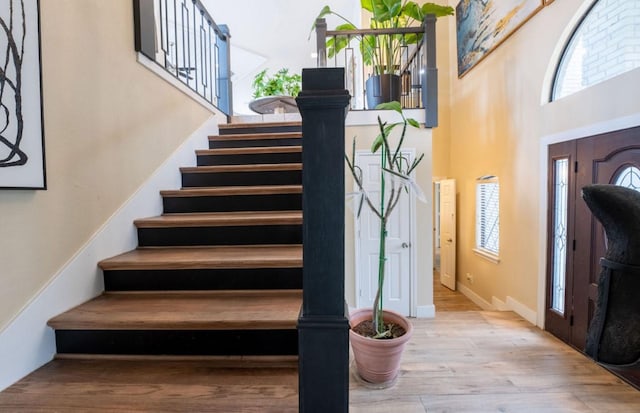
[
  {"left": 613, "top": 165, "right": 640, "bottom": 191},
  {"left": 552, "top": 159, "right": 569, "bottom": 314}
]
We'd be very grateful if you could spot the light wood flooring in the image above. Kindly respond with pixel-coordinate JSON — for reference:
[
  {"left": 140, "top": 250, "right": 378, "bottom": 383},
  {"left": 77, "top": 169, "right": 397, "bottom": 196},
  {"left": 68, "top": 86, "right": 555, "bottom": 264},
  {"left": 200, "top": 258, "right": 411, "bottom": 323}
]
[
  {"left": 350, "top": 275, "right": 640, "bottom": 412},
  {"left": 2, "top": 276, "right": 638, "bottom": 412}
]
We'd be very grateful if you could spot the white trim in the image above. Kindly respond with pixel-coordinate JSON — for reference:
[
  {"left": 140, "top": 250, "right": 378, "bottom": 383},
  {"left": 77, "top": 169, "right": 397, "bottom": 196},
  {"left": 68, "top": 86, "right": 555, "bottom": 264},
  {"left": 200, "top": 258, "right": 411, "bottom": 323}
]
[
  {"left": 346, "top": 109, "right": 425, "bottom": 126},
  {"left": 472, "top": 248, "right": 501, "bottom": 264},
  {"left": 137, "top": 52, "right": 222, "bottom": 116},
  {"left": 537, "top": 111, "right": 640, "bottom": 329},
  {"left": 0, "top": 117, "right": 218, "bottom": 391},
  {"left": 491, "top": 296, "right": 509, "bottom": 311},
  {"left": 416, "top": 305, "right": 435, "bottom": 318},
  {"left": 457, "top": 282, "right": 494, "bottom": 310},
  {"left": 506, "top": 296, "right": 537, "bottom": 325}
]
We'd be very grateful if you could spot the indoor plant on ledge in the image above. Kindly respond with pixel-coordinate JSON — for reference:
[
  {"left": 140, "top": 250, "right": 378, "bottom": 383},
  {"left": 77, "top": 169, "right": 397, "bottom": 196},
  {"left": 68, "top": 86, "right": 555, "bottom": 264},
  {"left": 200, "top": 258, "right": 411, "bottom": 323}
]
[
  {"left": 313, "top": 0, "right": 453, "bottom": 108},
  {"left": 249, "top": 68, "right": 302, "bottom": 114},
  {"left": 346, "top": 101, "right": 424, "bottom": 385}
]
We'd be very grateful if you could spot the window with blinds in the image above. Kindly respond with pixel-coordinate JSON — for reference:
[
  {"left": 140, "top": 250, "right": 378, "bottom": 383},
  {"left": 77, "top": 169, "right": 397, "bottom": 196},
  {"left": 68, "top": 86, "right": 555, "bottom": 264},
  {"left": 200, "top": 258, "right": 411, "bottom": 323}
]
[{"left": 475, "top": 177, "right": 500, "bottom": 260}]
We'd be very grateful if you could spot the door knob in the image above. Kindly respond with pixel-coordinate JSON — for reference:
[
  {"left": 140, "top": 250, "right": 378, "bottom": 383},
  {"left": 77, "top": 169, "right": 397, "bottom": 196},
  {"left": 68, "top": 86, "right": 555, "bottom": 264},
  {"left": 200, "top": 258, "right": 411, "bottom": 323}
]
[
  {"left": 402, "top": 242, "right": 410, "bottom": 249},
  {"left": 447, "top": 238, "right": 453, "bottom": 243}
]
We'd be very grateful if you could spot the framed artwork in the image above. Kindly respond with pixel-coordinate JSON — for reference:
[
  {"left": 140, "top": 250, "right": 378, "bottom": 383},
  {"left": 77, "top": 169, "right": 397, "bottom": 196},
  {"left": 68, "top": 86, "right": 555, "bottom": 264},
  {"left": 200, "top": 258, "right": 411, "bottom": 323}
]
[
  {"left": 0, "top": 0, "right": 46, "bottom": 189},
  {"left": 456, "top": 0, "right": 544, "bottom": 77}
]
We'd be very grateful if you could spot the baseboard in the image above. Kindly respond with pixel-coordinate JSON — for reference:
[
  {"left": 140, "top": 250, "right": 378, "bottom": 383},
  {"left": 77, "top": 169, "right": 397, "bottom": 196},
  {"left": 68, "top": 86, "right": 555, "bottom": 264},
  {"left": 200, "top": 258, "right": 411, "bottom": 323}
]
[
  {"left": 0, "top": 116, "right": 217, "bottom": 391},
  {"left": 506, "top": 296, "right": 537, "bottom": 325},
  {"left": 457, "top": 283, "right": 495, "bottom": 310},
  {"left": 491, "top": 296, "right": 509, "bottom": 311},
  {"left": 416, "top": 305, "right": 435, "bottom": 318}
]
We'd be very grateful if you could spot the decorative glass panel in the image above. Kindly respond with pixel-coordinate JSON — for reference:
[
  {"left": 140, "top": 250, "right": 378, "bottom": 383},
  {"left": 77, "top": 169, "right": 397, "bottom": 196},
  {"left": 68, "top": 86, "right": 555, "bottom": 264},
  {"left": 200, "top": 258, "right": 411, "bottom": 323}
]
[
  {"left": 614, "top": 165, "right": 640, "bottom": 191},
  {"left": 551, "top": 159, "right": 569, "bottom": 314}
]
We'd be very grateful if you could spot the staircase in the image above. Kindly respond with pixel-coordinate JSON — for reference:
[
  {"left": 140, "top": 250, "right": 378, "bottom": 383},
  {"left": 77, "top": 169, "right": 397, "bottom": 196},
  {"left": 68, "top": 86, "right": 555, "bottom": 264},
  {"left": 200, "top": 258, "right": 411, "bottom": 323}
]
[{"left": 27, "top": 122, "right": 303, "bottom": 411}]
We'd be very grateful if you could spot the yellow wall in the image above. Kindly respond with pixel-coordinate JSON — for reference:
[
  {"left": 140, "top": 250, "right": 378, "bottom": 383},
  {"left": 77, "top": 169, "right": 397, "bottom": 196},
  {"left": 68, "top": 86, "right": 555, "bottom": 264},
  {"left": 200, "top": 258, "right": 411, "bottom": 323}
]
[
  {"left": 445, "top": 0, "right": 640, "bottom": 316},
  {"left": 0, "top": 0, "right": 212, "bottom": 330}
]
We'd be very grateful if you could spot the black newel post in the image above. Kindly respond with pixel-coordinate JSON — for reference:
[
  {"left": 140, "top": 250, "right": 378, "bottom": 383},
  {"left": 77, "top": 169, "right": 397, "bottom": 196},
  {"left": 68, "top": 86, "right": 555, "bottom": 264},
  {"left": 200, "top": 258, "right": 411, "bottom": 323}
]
[
  {"left": 422, "top": 14, "right": 438, "bottom": 128},
  {"left": 133, "top": 0, "right": 156, "bottom": 60},
  {"left": 296, "top": 68, "right": 351, "bottom": 413}
]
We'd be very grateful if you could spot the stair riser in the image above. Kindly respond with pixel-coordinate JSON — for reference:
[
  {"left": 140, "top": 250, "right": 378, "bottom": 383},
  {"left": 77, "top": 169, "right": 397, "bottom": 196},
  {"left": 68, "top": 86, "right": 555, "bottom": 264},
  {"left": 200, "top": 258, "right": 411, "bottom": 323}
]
[
  {"left": 210, "top": 138, "right": 301, "bottom": 149},
  {"left": 197, "top": 152, "right": 301, "bottom": 166},
  {"left": 55, "top": 330, "right": 298, "bottom": 356},
  {"left": 219, "top": 125, "right": 301, "bottom": 135},
  {"left": 182, "top": 170, "right": 301, "bottom": 187},
  {"left": 104, "top": 268, "right": 302, "bottom": 291},
  {"left": 163, "top": 194, "right": 302, "bottom": 213},
  {"left": 137, "top": 225, "right": 302, "bottom": 247}
]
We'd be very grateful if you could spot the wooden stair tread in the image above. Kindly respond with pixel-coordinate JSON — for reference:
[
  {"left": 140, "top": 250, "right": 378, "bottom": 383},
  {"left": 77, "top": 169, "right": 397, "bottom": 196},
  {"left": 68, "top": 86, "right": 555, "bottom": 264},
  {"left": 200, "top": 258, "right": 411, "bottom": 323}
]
[
  {"left": 0, "top": 359, "right": 299, "bottom": 412},
  {"left": 99, "top": 245, "right": 303, "bottom": 270},
  {"left": 161, "top": 185, "right": 302, "bottom": 197},
  {"left": 196, "top": 146, "right": 301, "bottom": 155},
  {"left": 48, "top": 290, "right": 302, "bottom": 330},
  {"left": 135, "top": 211, "right": 302, "bottom": 228},
  {"left": 210, "top": 131, "right": 301, "bottom": 141},
  {"left": 180, "top": 163, "right": 302, "bottom": 173},
  {"left": 219, "top": 121, "right": 301, "bottom": 130}
]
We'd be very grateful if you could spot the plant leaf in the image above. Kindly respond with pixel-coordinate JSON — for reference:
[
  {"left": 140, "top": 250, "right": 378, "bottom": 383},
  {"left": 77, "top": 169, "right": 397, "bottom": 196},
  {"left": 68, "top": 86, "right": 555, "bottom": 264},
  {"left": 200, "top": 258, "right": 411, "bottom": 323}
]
[
  {"left": 375, "top": 101, "right": 402, "bottom": 114},
  {"left": 403, "top": 2, "right": 421, "bottom": 21},
  {"left": 407, "top": 118, "right": 420, "bottom": 128},
  {"left": 421, "top": 3, "right": 455, "bottom": 18}
]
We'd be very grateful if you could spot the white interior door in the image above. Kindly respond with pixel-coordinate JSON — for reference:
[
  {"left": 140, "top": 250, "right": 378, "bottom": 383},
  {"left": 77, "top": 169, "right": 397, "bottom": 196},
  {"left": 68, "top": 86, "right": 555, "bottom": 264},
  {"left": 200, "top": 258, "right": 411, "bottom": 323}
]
[
  {"left": 355, "top": 151, "right": 414, "bottom": 316},
  {"left": 439, "top": 179, "right": 456, "bottom": 290}
]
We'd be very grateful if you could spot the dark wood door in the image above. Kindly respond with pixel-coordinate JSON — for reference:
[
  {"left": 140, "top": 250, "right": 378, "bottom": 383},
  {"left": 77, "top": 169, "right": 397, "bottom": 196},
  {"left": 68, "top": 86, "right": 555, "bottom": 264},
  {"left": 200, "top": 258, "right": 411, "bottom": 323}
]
[
  {"left": 546, "top": 126, "right": 640, "bottom": 350},
  {"left": 545, "top": 140, "right": 577, "bottom": 345}
]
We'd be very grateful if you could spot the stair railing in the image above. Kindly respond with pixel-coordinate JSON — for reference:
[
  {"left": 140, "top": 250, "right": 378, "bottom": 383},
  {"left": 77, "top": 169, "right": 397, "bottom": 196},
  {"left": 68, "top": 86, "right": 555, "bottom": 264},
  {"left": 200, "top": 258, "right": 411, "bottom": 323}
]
[
  {"left": 315, "top": 15, "right": 438, "bottom": 127},
  {"left": 296, "top": 68, "right": 351, "bottom": 413},
  {"left": 133, "top": 0, "right": 232, "bottom": 115}
]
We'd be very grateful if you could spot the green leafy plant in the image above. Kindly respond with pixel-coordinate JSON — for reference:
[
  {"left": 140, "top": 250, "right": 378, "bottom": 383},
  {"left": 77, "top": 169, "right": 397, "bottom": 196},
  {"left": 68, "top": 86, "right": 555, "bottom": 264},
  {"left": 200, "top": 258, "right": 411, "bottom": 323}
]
[
  {"left": 345, "top": 101, "right": 423, "bottom": 337},
  {"left": 251, "top": 68, "right": 302, "bottom": 99},
  {"left": 313, "top": 0, "right": 453, "bottom": 75}
]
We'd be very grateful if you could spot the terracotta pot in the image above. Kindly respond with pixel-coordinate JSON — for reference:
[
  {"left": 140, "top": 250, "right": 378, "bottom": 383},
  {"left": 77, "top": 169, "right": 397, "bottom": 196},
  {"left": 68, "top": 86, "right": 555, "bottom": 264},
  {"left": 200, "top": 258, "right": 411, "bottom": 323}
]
[{"left": 349, "top": 308, "right": 413, "bottom": 384}]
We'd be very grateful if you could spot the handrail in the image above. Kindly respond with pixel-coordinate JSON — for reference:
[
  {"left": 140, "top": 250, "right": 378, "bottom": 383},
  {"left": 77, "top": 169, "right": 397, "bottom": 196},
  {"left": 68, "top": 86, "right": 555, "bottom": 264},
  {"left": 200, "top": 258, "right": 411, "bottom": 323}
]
[
  {"left": 133, "top": 0, "right": 232, "bottom": 116},
  {"left": 326, "top": 26, "right": 423, "bottom": 36}
]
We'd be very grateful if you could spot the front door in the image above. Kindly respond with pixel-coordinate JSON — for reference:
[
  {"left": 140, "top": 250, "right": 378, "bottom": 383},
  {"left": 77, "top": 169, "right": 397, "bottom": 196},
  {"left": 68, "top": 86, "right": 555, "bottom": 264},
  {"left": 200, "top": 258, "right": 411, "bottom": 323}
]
[
  {"left": 355, "top": 151, "right": 414, "bottom": 316},
  {"left": 546, "top": 126, "right": 640, "bottom": 350}
]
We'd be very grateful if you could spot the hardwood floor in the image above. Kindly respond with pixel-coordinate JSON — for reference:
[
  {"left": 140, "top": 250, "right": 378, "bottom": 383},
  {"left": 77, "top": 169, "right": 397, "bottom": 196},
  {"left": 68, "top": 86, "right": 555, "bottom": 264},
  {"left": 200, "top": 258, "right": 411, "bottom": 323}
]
[
  {"left": 2, "top": 276, "right": 638, "bottom": 411},
  {"left": 350, "top": 274, "right": 640, "bottom": 412},
  {"left": 433, "top": 271, "right": 482, "bottom": 312}
]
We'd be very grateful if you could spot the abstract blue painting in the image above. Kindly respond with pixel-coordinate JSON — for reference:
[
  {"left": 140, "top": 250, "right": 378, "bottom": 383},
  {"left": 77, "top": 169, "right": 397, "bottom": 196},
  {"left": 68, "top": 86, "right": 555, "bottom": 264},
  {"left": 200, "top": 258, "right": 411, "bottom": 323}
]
[{"left": 456, "top": 0, "right": 544, "bottom": 77}]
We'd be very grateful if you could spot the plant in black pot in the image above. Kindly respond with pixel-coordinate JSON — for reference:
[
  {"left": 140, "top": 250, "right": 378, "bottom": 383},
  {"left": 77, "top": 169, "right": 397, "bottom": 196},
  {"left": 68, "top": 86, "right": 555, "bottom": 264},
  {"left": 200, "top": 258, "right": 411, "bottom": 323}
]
[{"left": 313, "top": 0, "right": 453, "bottom": 109}]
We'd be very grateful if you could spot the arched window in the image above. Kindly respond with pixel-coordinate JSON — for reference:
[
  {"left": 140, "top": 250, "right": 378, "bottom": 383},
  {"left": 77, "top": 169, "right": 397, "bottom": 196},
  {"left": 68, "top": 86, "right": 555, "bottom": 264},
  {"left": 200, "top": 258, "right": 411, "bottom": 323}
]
[
  {"left": 614, "top": 165, "right": 640, "bottom": 191},
  {"left": 551, "top": 0, "right": 640, "bottom": 101}
]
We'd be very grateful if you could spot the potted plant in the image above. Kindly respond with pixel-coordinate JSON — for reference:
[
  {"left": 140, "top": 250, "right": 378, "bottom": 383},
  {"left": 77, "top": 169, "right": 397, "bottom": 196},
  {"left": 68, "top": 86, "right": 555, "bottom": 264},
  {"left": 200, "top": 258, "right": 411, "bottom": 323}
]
[
  {"left": 346, "top": 101, "right": 424, "bottom": 384},
  {"left": 313, "top": 0, "right": 453, "bottom": 108},
  {"left": 249, "top": 68, "right": 302, "bottom": 114}
]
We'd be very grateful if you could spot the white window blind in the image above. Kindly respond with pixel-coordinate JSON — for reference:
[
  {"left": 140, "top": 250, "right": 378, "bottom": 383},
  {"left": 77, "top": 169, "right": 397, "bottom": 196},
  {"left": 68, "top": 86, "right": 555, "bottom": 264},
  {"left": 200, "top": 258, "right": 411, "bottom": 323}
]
[{"left": 475, "top": 177, "right": 500, "bottom": 257}]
